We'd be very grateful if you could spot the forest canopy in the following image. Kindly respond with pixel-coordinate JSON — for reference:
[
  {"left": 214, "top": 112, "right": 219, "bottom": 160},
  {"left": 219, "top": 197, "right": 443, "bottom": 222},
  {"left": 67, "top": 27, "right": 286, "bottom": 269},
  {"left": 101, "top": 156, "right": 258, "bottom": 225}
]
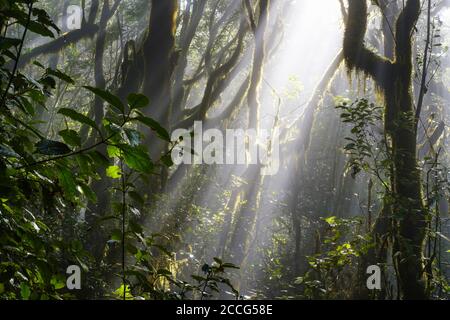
[{"left": 0, "top": 0, "right": 449, "bottom": 301}]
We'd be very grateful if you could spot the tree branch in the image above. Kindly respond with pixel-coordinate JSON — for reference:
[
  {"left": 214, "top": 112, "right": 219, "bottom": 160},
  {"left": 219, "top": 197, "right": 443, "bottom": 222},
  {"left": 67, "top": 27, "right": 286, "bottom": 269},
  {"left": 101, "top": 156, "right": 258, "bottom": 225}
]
[
  {"left": 394, "top": 0, "right": 421, "bottom": 64},
  {"left": 343, "top": 0, "right": 392, "bottom": 87},
  {"left": 12, "top": 0, "right": 121, "bottom": 69}
]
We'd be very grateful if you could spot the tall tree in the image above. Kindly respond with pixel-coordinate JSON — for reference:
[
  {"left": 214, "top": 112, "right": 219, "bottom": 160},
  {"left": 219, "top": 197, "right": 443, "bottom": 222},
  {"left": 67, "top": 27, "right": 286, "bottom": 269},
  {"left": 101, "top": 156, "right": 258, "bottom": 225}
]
[
  {"left": 142, "top": 0, "right": 178, "bottom": 126},
  {"left": 228, "top": 0, "right": 271, "bottom": 276},
  {"left": 343, "top": 0, "right": 427, "bottom": 299}
]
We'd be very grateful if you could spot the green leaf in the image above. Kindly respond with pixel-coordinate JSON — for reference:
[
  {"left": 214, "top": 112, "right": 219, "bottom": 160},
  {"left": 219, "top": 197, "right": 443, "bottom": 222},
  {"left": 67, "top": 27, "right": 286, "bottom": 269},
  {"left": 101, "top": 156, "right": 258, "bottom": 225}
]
[
  {"left": 120, "top": 145, "right": 153, "bottom": 173},
  {"left": 27, "top": 21, "right": 55, "bottom": 38},
  {"left": 106, "top": 145, "right": 121, "bottom": 158},
  {"left": 79, "top": 182, "right": 97, "bottom": 203},
  {"left": 202, "top": 263, "right": 210, "bottom": 273},
  {"left": 57, "top": 167, "right": 77, "bottom": 197},
  {"left": 0, "top": 144, "right": 19, "bottom": 158},
  {"left": 0, "top": 37, "right": 21, "bottom": 50},
  {"left": 113, "top": 284, "right": 133, "bottom": 300},
  {"left": 324, "top": 216, "right": 337, "bottom": 227},
  {"left": 20, "top": 283, "right": 31, "bottom": 300},
  {"left": 126, "top": 243, "right": 138, "bottom": 255},
  {"left": 73, "top": 157, "right": 90, "bottom": 176},
  {"left": 88, "top": 151, "right": 110, "bottom": 167},
  {"left": 58, "top": 108, "right": 98, "bottom": 130},
  {"left": 35, "top": 139, "right": 71, "bottom": 155},
  {"left": 17, "top": 96, "right": 35, "bottom": 115},
  {"left": 134, "top": 116, "right": 170, "bottom": 142},
  {"left": 83, "top": 86, "right": 124, "bottom": 113},
  {"left": 59, "top": 129, "right": 81, "bottom": 147},
  {"left": 127, "top": 93, "right": 149, "bottom": 109},
  {"left": 46, "top": 68, "right": 75, "bottom": 84},
  {"left": 40, "top": 75, "right": 56, "bottom": 89},
  {"left": 50, "top": 275, "right": 66, "bottom": 290},
  {"left": 128, "top": 220, "right": 143, "bottom": 234},
  {"left": 106, "top": 165, "right": 122, "bottom": 179},
  {"left": 32, "top": 7, "right": 60, "bottom": 33},
  {"left": 33, "top": 61, "right": 46, "bottom": 69},
  {"left": 111, "top": 229, "right": 122, "bottom": 241}
]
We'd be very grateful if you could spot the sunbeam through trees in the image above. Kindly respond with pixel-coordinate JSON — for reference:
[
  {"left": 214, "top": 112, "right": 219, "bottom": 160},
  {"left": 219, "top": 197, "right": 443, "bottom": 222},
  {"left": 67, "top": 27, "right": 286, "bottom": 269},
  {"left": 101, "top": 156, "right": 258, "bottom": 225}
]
[{"left": 0, "top": 0, "right": 449, "bottom": 305}]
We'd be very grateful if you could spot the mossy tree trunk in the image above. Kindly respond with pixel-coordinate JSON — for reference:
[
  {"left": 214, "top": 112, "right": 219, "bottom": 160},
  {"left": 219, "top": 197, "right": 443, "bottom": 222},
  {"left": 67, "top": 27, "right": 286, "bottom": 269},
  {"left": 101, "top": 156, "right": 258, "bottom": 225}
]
[
  {"left": 227, "top": 1, "right": 271, "bottom": 290},
  {"left": 247, "top": 0, "right": 270, "bottom": 133},
  {"left": 343, "top": 0, "right": 427, "bottom": 299},
  {"left": 86, "top": 0, "right": 113, "bottom": 265},
  {"left": 142, "top": 0, "right": 178, "bottom": 126},
  {"left": 138, "top": 0, "right": 178, "bottom": 191}
]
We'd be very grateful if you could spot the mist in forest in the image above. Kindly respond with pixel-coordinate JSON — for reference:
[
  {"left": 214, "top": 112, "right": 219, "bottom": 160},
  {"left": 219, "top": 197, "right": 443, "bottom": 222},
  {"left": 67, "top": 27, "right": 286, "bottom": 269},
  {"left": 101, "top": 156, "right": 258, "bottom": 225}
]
[{"left": 0, "top": 0, "right": 449, "bottom": 302}]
